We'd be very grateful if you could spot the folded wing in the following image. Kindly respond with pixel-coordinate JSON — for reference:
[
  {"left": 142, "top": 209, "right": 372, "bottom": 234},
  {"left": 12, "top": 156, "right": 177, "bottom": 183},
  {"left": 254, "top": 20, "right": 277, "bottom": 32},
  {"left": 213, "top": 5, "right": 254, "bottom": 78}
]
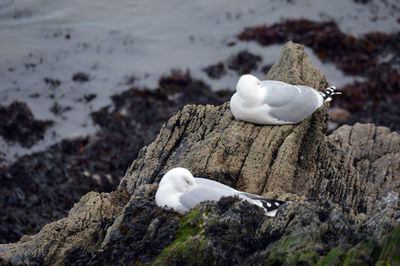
[{"left": 261, "top": 81, "right": 323, "bottom": 123}]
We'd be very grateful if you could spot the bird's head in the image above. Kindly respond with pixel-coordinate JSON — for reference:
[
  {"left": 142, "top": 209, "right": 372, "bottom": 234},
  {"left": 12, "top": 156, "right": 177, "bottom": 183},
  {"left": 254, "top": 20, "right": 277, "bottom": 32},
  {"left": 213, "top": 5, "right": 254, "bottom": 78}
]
[
  {"left": 236, "top": 74, "right": 264, "bottom": 105},
  {"left": 159, "top": 167, "right": 195, "bottom": 193}
]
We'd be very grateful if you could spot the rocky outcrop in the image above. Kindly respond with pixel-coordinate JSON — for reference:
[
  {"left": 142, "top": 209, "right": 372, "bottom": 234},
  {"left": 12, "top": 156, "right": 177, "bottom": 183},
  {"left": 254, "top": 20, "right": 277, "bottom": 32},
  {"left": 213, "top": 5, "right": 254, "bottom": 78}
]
[
  {"left": 118, "top": 41, "right": 365, "bottom": 212},
  {"left": 152, "top": 199, "right": 399, "bottom": 265},
  {"left": 327, "top": 123, "right": 400, "bottom": 215},
  {"left": 0, "top": 42, "right": 399, "bottom": 265}
]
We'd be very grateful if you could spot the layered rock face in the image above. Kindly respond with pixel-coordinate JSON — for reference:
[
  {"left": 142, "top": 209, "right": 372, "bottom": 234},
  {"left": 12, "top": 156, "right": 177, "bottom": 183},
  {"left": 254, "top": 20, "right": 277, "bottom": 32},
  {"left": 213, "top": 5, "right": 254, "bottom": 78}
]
[
  {"left": 1, "top": 42, "right": 399, "bottom": 265},
  {"left": 327, "top": 123, "right": 400, "bottom": 215}
]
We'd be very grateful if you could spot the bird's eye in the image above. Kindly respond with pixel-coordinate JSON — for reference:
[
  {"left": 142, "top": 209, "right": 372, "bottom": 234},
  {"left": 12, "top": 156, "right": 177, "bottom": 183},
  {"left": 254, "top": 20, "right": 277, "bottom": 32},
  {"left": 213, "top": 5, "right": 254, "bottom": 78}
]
[{"left": 186, "top": 180, "right": 190, "bottom": 185}]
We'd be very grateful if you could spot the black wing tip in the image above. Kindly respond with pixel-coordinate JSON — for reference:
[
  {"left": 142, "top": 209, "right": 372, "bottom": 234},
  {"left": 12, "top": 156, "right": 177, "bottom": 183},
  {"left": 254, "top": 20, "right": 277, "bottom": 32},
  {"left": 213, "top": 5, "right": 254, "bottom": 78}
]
[
  {"left": 321, "top": 85, "right": 342, "bottom": 101},
  {"left": 240, "top": 192, "right": 287, "bottom": 212},
  {"left": 259, "top": 198, "right": 286, "bottom": 212}
]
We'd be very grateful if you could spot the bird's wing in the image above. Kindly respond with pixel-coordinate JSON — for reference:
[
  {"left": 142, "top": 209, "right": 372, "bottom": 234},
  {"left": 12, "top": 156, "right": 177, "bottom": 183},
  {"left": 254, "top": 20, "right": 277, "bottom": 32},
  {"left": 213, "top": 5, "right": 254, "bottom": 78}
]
[
  {"left": 261, "top": 81, "right": 323, "bottom": 123},
  {"left": 260, "top": 81, "right": 301, "bottom": 107},
  {"left": 179, "top": 185, "right": 236, "bottom": 210},
  {"left": 195, "top": 178, "right": 238, "bottom": 192}
]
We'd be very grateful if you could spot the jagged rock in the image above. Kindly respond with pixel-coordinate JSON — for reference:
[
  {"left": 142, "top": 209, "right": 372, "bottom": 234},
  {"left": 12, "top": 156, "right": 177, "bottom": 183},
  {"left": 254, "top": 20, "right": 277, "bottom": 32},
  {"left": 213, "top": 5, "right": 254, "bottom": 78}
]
[
  {"left": 63, "top": 198, "right": 180, "bottom": 265},
  {"left": 1, "top": 42, "right": 398, "bottom": 265},
  {"left": 327, "top": 123, "right": 400, "bottom": 214},
  {"left": 250, "top": 203, "right": 400, "bottom": 265},
  {"left": 96, "top": 199, "right": 398, "bottom": 265},
  {"left": 118, "top": 41, "right": 365, "bottom": 213}
]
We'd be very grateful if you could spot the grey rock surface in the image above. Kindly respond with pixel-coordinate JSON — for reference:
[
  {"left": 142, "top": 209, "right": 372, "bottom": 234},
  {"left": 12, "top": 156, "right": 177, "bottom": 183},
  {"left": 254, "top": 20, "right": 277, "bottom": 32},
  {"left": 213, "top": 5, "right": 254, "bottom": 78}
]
[{"left": 327, "top": 123, "right": 400, "bottom": 215}]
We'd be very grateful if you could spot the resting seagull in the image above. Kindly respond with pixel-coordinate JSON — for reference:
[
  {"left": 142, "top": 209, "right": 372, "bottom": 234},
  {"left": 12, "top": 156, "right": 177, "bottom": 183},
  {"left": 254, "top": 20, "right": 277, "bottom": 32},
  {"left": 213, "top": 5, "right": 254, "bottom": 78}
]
[
  {"left": 230, "top": 74, "right": 341, "bottom": 125},
  {"left": 155, "top": 167, "right": 285, "bottom": 217}
]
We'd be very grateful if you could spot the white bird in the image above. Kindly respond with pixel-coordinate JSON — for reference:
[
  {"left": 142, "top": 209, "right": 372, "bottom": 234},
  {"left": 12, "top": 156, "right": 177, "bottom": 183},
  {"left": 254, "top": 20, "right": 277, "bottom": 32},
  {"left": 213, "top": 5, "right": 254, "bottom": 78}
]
[
  {"left": 230, "top": 74, "right": 341, "bottom": 125},
  {"left": 155, "top": 167, "right": 285, "bottom": 217}
]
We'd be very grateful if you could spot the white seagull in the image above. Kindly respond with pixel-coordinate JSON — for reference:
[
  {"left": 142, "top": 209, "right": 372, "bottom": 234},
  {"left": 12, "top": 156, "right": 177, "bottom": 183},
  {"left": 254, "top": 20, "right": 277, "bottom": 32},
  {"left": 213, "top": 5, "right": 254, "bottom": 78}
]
[
  {"left": 230, "top": 74, "right": 341, "bottom": 125},
  {"left": 155, "top": 167, "right": 285, "bottom": 217}
]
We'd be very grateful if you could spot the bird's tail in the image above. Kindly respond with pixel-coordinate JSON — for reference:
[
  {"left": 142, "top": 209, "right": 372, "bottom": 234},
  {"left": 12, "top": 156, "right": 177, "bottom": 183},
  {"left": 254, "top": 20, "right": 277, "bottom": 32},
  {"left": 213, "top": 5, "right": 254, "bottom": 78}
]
[
  {"left": 241, "top": 192, "right": 286, "bottom": 217},
  {"left": 319, "top": 86, "right": 342, "bottom": 102}
]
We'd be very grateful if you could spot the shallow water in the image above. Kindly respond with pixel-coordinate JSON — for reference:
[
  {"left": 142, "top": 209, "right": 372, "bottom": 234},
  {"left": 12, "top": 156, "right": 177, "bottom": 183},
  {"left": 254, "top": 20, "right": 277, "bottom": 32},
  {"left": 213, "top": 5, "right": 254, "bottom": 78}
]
[{"left": 0, "top": 0, "right": 398, "bottom": 164}]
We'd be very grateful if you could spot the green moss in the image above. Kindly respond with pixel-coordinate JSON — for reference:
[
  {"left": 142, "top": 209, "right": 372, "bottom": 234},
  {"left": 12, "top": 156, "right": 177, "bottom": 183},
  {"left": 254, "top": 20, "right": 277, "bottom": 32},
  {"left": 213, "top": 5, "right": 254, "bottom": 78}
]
[
  {"left": 152, "top": 207, "right": 215, "bottom": 265},
  {"left": 376, "top": 224, "right": 400, "bottom": 265},
  {"left": 262, "top": 234, "right": 322, "bottom": 265},
  {"left": 180, "top": 207, "right": 201, "bottom": 229},
  {"left": 340, "top": 224, "right": 400, "bottom": 266},
  {"left": 342, "top": 239, "right": 381, "bottom": 265},
  {"left": 319, "top": 247, "right": 345, "bottom": 266}
]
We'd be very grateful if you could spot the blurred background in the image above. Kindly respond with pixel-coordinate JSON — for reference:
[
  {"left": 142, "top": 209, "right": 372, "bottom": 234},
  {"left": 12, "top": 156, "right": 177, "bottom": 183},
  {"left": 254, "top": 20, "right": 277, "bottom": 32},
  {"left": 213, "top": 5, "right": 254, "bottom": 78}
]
[{"left": 0, "top": 0, "right": 399, "bottom": 243}]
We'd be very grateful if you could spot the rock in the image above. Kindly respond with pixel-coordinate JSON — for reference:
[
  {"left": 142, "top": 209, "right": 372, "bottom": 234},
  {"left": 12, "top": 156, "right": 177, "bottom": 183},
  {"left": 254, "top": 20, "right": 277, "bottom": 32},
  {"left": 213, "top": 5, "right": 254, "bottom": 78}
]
[
  {"left": 362, "top": 207, "right": 400, "bottom": 245},
  {"left": 327, "top": 123, "right": 400, "bottom": 214},
  {"left": 0, "top": 101, "right": 53, "bottom": 147},
  {"left": 263, "top": 191, "right": 307, "bottom": 202},
  {"left": 152, "top": 198, "right": 268, "bottom": 265},
  {"left": 265, "top": 41, "right": 328, "bottom": 89},
  {"left": 64, "top": 198, "right": 180, "bottom": 265},
  {"left": 330, "top": 108, "right": 351, "bottom": 123},
  {"left": 250, "top": 202, "right": 400, "bottom": 265},
  {"left": 0, "top": 192, "right": 123, "bottom": 264},
  {"left": 1, "top": 42, "right": 398, "bottom": 265},
  {"left": 100, "top": 199, "right": 399, "bottom": 265},
  {"left": 118, "top": 41, "right": 365, "bottom": 213},
  {"left": 375, "top": 223, "right": 400, "bottom": 263}
]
